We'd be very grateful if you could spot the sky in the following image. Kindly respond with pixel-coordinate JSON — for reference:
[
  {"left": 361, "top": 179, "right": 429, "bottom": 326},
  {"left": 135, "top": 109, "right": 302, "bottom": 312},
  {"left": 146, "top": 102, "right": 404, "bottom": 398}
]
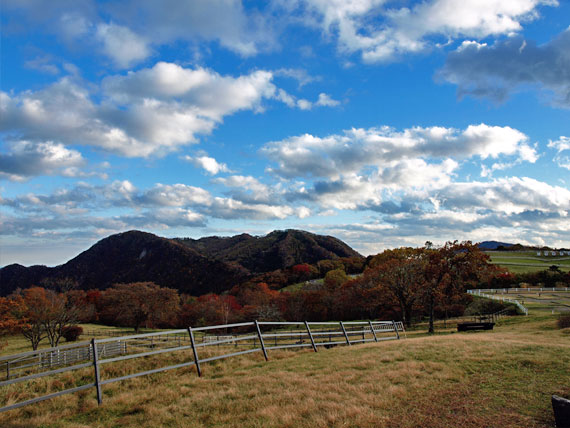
[{"left": 1, "top": 0, "right": 569, "bottom": 267}]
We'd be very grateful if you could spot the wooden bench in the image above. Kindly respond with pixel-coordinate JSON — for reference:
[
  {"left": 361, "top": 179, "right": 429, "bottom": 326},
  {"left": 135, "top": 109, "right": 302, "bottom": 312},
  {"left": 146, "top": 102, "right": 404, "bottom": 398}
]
[{"left": 457, "top": 322, "right": 495, "bottom": 332}]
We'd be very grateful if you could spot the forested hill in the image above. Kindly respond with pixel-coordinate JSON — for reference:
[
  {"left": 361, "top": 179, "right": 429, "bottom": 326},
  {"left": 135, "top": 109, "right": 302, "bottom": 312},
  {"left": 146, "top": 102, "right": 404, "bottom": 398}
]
[
  {"left": 0, "top": 229, "right": 362, "bottom": 296},
  {"left": 175, "top": 229, "right": 361, "bottom": 272}
]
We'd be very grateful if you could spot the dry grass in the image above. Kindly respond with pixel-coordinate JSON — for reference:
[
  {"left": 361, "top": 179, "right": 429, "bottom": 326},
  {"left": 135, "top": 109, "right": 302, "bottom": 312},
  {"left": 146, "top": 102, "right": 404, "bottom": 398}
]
[{"left": 1, "top": 314, "right": 569, "bottom": 427}]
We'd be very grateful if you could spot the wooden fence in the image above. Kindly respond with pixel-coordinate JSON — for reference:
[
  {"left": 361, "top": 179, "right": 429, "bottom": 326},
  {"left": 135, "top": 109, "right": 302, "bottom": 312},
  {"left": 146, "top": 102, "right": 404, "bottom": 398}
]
[{"left": 0, "top": 320, "right": 403, "bottom": 413}]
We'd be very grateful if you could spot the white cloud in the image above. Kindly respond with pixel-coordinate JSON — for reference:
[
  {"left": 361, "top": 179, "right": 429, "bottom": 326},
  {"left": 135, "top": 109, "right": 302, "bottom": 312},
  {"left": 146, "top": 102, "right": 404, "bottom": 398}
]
[
  {"left": 3, "top": 0, "right": 275, "bottom": 63},
  {"left": 261, "top": 124, "right": 535, "bottom": 179},
  {"left": 294, "top": 0, "right": 556, "bottom": 62},
  {"left": 0, "top": 140, "right": 89, "bottom": 181},
  {"left": 548, "top": 136, "right": 570, "bottom": 152},
  {"left": 96, "top": 23, "right": 151, "bottom": 68},
  {"left": 315, "top": 93, "right": 341, "bottom": 107},
  {"left": 434, "top": 177, "right": 570, "bottom": 214},
  {"left": 139, "top": 184, "right": 213, "bottom": 207},
  {"left": 274, "top": 68, "right": 320, "bottom": 87},
  {"left": 215, "top": 175, "right": 270, "bottom": 195},
  {"left": 204, "top": 198, "right": 297, "bottom": 220},
  {"left": 182, "top": 155, "right": 231, "bottom": 175},
  {"left": 274, "top": 88, "right": 339, "bottom": 110},
  {"left": 0, "top": 63, "right": 292, "bottom": 158},
  {"left": 105, "top": 0, "right": 275, "bottom": 56},
  {"left": 548, "top": 136, "right": 570, "bottom": 170}
]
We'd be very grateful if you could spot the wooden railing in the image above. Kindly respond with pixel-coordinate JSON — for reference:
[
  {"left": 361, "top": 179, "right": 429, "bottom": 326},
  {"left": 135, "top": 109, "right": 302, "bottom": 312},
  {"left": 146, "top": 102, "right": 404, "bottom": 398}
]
[{"left": 0, "top": 320, "right": 403, "bottom": 413}]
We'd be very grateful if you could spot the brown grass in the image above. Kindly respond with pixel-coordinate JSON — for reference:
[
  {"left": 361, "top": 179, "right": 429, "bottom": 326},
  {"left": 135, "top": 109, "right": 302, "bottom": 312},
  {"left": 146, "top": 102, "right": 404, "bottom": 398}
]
[{"left": 1, "top": 315, "right": 569, "bottom": 427}]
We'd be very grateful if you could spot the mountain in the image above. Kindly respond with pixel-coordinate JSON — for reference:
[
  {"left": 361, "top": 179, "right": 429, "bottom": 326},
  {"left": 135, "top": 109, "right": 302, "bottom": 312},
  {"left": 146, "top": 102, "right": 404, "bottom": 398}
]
[
  {"left": 0, "top": 229, "right": 362, "bottom": 296},
  {"left": 175, "top": 229, "right": 361, "bottom": 272},
  {"left": 477, "top": 241, "right": 514, "bottom": 250}
]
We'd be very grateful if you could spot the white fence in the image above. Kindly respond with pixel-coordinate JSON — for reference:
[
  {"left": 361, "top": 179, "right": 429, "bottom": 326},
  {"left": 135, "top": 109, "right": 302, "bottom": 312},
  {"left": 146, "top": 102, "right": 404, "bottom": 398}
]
[{"left": 467, "top": 289, "right": 529, "bottom": 315}]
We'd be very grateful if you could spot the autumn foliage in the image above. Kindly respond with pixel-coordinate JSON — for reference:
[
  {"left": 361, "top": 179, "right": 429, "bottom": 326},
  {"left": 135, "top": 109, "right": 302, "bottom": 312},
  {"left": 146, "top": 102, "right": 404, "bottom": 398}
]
[{"left": 0, "top": 241, "right": 527, "bottom": 351}]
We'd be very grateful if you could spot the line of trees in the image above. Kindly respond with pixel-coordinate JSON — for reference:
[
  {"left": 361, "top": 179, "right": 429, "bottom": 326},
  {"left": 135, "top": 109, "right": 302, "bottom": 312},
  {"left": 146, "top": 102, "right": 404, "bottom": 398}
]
[{"left": 4, "top": 241, "right": 557, "bottom": 351}]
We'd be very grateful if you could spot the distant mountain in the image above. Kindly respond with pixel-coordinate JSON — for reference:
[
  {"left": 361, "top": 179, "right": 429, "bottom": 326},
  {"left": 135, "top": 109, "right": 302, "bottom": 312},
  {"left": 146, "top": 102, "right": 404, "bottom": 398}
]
[
  {"left": 477, "top": 241, "right": 514, "bottom": 250},
  {"left": 0, "top": 229, "right": 361, "bottom": 296}
]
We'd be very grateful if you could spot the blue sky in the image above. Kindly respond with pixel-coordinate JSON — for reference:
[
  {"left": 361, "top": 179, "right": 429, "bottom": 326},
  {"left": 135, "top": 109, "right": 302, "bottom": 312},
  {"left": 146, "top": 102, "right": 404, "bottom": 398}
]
[{"left": 1, "top": 0, "right": 569, "bottom": 267}]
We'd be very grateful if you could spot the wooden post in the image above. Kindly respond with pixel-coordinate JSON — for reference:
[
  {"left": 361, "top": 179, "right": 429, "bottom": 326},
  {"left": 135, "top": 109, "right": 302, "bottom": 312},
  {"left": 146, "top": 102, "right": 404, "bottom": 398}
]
[
  {"left": 304, "top": 322, "right": 318, "bottom": 352},
  {"left": 368, "top": 321, "right": 378, "bottom": 342},
  {"left": 6, "top": 361, "right": 9, "bottom": 380},
  {"left": 340, "top": 322, "right": 351, "bottom": 346},
  {"left": 92, "top": 339, "right": 103, "bottom": 405},
  {"left": 254, "top": 320, "right": 268, "bottom": 361},
  {"left": 188, "top": 327, "right": 201, "bottom": 377},
  {"left": 392, "top": 321, "right": 400, "bottom": 340}
]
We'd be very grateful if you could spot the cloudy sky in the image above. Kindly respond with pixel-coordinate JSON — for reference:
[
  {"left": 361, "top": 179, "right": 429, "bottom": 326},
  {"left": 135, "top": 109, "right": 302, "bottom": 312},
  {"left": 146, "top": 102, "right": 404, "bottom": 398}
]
[{"left": 1, "top": 0, "right": 569, "bottom": 266}]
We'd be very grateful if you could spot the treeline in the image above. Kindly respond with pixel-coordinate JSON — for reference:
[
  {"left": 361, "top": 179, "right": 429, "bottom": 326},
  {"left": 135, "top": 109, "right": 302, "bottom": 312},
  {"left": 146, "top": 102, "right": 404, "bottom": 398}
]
[
  {"left": 2, "top": 241, "right": 518, "bottom": 351},
  {"left": 487, "top": 269, "right": 570, "bottom": 289}
]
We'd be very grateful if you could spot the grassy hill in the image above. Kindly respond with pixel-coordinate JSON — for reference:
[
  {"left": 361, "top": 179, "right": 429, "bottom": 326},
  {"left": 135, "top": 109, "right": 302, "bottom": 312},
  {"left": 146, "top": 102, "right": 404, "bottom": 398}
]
[
  {"left": 485, "top": 250, "right": 570, "bottom": 273},
  {"left": 1, "top": 313, "right": 568, "bottom": 427}
]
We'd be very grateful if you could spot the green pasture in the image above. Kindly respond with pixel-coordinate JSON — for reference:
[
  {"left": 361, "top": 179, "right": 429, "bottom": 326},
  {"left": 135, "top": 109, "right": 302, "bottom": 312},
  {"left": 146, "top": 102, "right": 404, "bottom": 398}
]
[
  {"left": 485, "top": 290, "right": 570, "bottom": 314},
  {"left": 485, "top": 251, "right": 570, "bottom": 273}
]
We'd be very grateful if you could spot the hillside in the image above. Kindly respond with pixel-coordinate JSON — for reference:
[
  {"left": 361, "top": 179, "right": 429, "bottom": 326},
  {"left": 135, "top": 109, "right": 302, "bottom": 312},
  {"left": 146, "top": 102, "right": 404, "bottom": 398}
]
[
  {"left": 175, "top": 229, "right": 361, "bottom": 272},
  {"left": 0, "top": 314, "right": 568, "bottom": 427},
  {"left": 0, "top": 229, "right": 362, "bottom": 296}
]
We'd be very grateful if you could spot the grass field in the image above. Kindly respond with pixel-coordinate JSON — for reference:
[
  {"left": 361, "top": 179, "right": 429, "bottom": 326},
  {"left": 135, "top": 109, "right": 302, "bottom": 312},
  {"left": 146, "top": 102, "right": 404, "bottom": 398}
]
[
  {"left": 486, "top": 250, "right": 570, "bottom": 273},
  {"left": 1, "top": 312, "right": 569, "bottom": 427},
  {"left": 483, "top": 290, "right": 570, "bottom": 314}
]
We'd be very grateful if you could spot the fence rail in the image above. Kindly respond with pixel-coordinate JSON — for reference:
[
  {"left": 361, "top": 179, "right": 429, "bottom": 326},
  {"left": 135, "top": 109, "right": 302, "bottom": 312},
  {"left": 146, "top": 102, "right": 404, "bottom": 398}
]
[
  {"left": 0, "top": 320, "right": 403, "bottom": 413},
  {"left": 467, "top": 289, "right": 530, "bottom": 315}
]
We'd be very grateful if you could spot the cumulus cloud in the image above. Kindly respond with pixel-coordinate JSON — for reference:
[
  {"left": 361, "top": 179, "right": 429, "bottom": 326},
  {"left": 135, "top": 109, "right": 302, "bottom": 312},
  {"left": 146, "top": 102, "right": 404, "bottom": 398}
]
[
  {"left": 291, "top": 0, "right": 556, "bottom": 62},
  {"left": 439, "top": 27, "right": 570, "bottom": 107},
  {"left": 96, "top": 23, "right": 151, "bottom": 68},
  {"left": 214, "top": 175, "right": 276, "bottom": 204},
  {"left": 0, "top": 140, "right": 90, "bottom": 181},
  {"left": 182, "top": 155, "right": 231, "bottom": 175},
  {"left": 1, "top": 178, "right": 309, "bottom": 240},
  {"left": 434, "top": 177, "right": 570, "bottom": 214},
  {"left": 0, "top": 63, "right": 294, "bottom": 157},
  {"left": 105, "top": 0, "right": 275, "bottom": 56},
  {"left": 261, "top": 124, "right": 535, "bottom": 179},
  {"left": 3, "top": 0, "right": 275, "bottom": 66}
]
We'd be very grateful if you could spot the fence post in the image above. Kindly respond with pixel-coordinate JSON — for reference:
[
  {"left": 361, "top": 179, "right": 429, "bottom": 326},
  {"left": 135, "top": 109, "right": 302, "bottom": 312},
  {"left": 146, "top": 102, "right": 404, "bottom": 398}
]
[
  {"left": 304, "top": 321, "right": 318, "bottom": 352},
  {"left": 368, "top": 321, "right": 378, "bottom": 342},
  {"left": 6, "top": 362, "right": 9, "bottom": 380},
  {"left": 188, "top": 327, "right": 202, "bottom": 377},
  {"left": 254, "top": 320, "right": 268, "bottom": 361},
  {"left": 392, "top": 321, "right": 400, "bottom": 340},
  {"left": 340, "top": 321, "right": 351, "bottom": 346},
  {"left": 91, "top": 338, "right": 103, "bottom": 405}
]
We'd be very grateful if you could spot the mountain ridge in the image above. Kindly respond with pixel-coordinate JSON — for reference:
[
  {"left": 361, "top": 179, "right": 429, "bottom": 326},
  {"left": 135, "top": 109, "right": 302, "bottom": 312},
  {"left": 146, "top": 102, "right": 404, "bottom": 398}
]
[{"left": 0, "top": 229, "right": 362, "bottom": 296}]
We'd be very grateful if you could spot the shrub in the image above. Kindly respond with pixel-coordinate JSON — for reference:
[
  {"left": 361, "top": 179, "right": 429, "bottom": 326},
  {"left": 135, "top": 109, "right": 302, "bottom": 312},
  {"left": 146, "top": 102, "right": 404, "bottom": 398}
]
[
  {"left": 62, "top": 325, "right": 83, "bottom": 342},
  {"left": 558, "top": 315, "right": 570, "bottom": 329}
]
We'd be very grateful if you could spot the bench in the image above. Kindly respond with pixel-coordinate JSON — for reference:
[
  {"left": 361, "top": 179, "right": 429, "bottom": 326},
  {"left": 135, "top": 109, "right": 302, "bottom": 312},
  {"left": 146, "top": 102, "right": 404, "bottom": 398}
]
[{"left": 457, "top": 322, "right": 495, "bottom": 332}]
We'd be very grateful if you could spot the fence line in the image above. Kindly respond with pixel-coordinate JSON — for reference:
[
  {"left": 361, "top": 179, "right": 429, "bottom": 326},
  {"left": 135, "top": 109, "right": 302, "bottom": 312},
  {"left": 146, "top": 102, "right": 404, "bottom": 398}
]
[
  {"left": 0, "top": 320, "right": 403, "bottom": 413},
  {"left": 467, "top": 289, "right": 529, "bottom": 315},
  {"left": 471, "top": 287, "right": 569, "bottom": 293}
]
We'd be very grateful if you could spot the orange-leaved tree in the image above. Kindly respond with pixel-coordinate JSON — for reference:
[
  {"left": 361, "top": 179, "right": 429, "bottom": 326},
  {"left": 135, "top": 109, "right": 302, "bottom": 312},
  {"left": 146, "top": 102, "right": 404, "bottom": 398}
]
[
  {"left": 0, "top": 295, "right": 28, "bottom": 350},
  {"left": 423, "top": 241, "right": 493, "bottom": 333},
  {"left": 365, "top": 248, "right": 426, "bottom": 327}
]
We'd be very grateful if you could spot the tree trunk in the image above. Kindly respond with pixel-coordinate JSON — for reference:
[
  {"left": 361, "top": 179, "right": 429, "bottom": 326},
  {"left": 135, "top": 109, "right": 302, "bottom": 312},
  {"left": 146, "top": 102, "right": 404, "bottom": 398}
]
[{"left": 428, "top": 293, "right": 435, "bottom": 334}]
